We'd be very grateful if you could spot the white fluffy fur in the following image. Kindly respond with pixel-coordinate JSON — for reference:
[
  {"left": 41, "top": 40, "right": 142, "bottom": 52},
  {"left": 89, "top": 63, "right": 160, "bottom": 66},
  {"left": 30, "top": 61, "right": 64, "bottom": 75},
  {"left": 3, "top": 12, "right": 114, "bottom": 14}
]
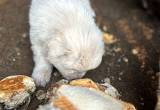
[{"left": 29, "top": 0, "right": 104, "bottom": 86}]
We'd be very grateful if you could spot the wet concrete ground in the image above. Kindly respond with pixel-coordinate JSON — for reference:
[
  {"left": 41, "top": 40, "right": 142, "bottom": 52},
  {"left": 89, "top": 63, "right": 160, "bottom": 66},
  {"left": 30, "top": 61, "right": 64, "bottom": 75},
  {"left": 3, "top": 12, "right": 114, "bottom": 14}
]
[{"left": 0, "top": 0, "right": 160, "bottom": 110}]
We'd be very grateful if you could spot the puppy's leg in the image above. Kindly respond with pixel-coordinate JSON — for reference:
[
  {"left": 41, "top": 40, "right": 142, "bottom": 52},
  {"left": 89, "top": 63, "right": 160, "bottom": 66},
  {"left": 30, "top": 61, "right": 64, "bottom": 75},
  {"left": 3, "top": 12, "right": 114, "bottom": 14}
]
[{"left": 31, "top": 45, "right": 52, "bottom": 87}]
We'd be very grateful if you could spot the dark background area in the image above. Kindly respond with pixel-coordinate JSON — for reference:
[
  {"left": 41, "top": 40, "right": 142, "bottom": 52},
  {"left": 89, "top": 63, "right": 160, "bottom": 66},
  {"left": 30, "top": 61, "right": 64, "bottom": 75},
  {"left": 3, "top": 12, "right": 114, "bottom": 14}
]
[{"left": 0, "top": 0, "right": 159, "bottom": 110}]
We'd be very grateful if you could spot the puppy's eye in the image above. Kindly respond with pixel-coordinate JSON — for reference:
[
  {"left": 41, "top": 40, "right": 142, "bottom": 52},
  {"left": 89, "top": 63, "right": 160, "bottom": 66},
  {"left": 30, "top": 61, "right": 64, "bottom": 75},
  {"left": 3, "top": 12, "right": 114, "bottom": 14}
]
[
  {"left": 66, "top": 49, "right": 72, "bottom": 53},
  {"left": 63, "top": 49, "right": 72, "bottom": 56},
  {"left": 60, "top": 49, "right": 71, "bottom": 57}
]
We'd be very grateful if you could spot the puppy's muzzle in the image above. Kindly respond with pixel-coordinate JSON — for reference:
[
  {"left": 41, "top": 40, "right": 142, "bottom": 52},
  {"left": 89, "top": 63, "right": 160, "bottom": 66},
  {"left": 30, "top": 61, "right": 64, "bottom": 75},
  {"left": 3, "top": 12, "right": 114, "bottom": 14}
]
[{"left": 63, "top": 71, "right": 86, "bottom": 80}]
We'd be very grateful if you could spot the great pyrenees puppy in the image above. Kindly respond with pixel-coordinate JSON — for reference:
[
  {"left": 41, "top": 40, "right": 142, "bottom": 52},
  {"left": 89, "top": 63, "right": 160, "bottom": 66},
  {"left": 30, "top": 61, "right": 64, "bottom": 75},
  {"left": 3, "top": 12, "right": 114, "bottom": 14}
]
[{"left": 29, "top": 0, "right": 105, "bottom": 86}]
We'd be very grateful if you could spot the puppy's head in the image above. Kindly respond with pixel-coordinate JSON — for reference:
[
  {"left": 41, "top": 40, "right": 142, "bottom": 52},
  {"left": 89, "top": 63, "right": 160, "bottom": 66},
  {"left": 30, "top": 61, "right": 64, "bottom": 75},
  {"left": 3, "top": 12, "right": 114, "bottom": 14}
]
[{"left": 47, "top": 26, "right": 104, "bottom": 80}]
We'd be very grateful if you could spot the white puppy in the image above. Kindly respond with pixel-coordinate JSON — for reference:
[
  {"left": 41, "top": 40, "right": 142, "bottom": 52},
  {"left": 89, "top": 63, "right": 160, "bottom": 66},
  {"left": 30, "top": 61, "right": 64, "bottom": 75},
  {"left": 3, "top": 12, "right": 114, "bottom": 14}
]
[{"left": 29, "top": 0, "right": 105, "bottom": 86}]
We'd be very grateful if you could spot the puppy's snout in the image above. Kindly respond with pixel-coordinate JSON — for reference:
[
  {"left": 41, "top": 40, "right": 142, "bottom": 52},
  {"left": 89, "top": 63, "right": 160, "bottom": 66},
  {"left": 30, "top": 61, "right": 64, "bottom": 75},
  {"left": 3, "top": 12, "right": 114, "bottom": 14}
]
[
  {"left": 63, "top": 71, "right": 86, "bottom": 80},
  {"left": 76, "top": 71, "right": 86, "bottom": 77}
]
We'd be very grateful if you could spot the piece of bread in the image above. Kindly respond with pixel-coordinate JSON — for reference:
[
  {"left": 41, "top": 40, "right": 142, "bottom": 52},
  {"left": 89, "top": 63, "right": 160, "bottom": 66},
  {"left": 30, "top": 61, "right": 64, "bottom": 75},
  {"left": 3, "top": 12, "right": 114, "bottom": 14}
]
[
  {"left": 69, "top": 78, "right": 100, "bottom": 90},
  {"left": 103, "top": 33, "right": 117, "bottom": 44},
  {"left": 0, "top": 75, "right": 36, "bottom": 109},
  {"left": 38, "top": 79, "right": 136, "bottom": 110}
]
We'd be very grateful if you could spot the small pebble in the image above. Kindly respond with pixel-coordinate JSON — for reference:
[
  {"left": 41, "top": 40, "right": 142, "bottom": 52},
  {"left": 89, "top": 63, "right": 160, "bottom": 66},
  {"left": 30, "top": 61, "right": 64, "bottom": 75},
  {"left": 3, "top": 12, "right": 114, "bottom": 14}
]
[
  {"left": 117, "top": 58, "right": 121, "bottom": 62},
  {"left": 132, "top": 48, "right": 139, "bottom": 55},
  {"left": 22, "top": 33, "right": 27, "bottom": 38},
  {"left": 113, "top": 47, "right": 122, "bottom": 53},
  {"left": 119, "top": 72, "right": 124, "bottom": 76},
  {"left": 17, "top": 52, "right": 21, "bottom": 56},
  {"left": 123, "top": 57, "right": 128, "bottom": 63},
  {"left": 12, "top": 58, "right": 16, "bottom": 62},
  {"left": 102, "top": 25, "right": 107, "bottom": 32},
  {"left": 118, "top": 77, "right": 122, "bottom": 81}
]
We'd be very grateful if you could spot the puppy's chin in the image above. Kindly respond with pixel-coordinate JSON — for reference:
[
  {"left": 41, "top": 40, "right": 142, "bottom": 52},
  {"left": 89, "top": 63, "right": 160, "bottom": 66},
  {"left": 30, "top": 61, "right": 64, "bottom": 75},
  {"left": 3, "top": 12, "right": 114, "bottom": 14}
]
[{"left": 62, "top": 72, "right": 86, "bottom": 80}]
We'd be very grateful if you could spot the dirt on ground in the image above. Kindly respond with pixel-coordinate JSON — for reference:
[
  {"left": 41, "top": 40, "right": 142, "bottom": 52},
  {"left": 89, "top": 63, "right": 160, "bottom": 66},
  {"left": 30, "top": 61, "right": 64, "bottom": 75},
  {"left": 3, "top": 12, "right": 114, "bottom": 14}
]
[{"left": 0, "top": 0, "right": 160, "bottom": 110}]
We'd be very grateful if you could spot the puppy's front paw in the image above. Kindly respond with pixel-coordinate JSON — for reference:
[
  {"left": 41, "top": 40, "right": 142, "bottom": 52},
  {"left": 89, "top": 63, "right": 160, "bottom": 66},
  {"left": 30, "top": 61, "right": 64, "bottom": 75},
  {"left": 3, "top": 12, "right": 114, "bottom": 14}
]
[{"left": 32, "top": 66, "right": 52, "bottom": 87}]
